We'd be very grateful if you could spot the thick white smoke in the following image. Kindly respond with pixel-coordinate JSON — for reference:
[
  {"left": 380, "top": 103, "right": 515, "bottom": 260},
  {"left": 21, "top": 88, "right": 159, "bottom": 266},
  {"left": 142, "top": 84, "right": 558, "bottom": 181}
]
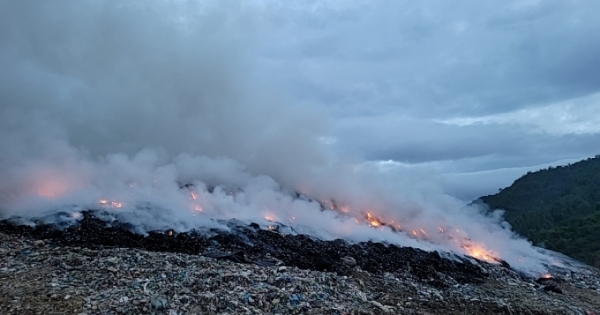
[{"left": 0, "top": 0, "right": 559, "bottom": 275}]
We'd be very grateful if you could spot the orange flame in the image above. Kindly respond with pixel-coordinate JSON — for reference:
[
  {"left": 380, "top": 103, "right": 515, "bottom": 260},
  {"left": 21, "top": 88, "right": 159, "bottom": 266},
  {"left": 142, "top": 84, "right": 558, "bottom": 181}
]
[
  {"left": 461, "top": 244, "right": 498, "bottom": 263},
  {"left": 366, "top": 212, "right": 382, "bottom": 227},
  {"left": 321, "top": 201, "right": 500, "bottom": 262},
  {"left": 99, "top": 199, "right": 122, "bottom": 208}
]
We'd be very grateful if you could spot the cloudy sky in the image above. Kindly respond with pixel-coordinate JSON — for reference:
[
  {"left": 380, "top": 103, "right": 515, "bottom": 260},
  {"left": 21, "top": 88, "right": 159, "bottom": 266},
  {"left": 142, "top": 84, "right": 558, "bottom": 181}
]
[
  {"left": 243, "top": 0, "right": 600, "bottom": 199},
  {"left": 2, "top": 0, "right": 600, "bottom": 202}
]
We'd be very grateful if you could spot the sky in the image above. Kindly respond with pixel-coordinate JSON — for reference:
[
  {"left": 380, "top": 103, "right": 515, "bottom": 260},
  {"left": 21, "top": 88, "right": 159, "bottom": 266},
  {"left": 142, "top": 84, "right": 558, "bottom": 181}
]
[
  {"left": 2, "top": 0, "right": 600, "bottom": 202},
  {"left": 246, "top": 0, "right": 600, "bottom": 200}
]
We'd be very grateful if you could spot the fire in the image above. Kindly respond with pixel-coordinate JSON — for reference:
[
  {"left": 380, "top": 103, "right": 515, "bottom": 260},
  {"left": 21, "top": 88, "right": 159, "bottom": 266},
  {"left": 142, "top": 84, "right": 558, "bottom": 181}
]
[
  {"left": 366, "top": 212, "right": 382, "bottom": 227},
  {"left": 542, "top": 273, "right": 553, "bottom": 279},
  {"left": 99, "top": 199, "right": 123, "bottom": 208},
  {"left": 321, "top": 199, "right": 335, "bottom": 210},
  {"left": 186, "top": 189, "right": 203, "bottom": 212},
  {"left": 264, "top": 214, "right": 275, "bottom": 222},
  {"left": 315, "top": 198, "right": 500, "bottom": 263},
  {"left": 461, "top": 244, "right": 498, "bottom": 263}
]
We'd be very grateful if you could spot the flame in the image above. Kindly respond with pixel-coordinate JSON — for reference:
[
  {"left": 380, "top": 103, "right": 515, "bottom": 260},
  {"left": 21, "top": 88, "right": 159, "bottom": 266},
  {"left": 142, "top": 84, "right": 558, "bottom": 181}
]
[
  {"left": 366, "top": 212, "right": 382, "bottom": 227},
  {"left": 542, "top": 273, "right": 553, "bottom": 279},
  {"left": 317, "top": 199, "right": 500, "bottom": 262},
  {"left": 186, "top": 189, "right": 203, "bottom": 212},
  {"left": 99, "top": 199, "right": 122, "bottom": 208},
  {"left": 461, "top": 244, "right": 498, "bottom": 263},
  {"left": 264, "top": 214, "right": 275, "bottom": 222}
]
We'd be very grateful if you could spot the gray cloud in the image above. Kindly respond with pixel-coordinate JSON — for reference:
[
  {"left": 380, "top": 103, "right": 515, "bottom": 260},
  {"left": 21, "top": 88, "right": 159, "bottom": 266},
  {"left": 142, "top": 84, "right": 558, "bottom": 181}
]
[
  {"left": 247, "top": 0, "right": 600, "bottom": 199},
  {"left": 258, "top": 0, "right": 600, "bottom": 116}
]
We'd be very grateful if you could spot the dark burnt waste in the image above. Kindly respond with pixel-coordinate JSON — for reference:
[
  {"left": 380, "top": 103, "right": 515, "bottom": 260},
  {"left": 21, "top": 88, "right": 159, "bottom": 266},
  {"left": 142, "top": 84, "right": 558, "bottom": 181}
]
[{"left": 0, "top": 210, "right": 496, "bottom": 287}]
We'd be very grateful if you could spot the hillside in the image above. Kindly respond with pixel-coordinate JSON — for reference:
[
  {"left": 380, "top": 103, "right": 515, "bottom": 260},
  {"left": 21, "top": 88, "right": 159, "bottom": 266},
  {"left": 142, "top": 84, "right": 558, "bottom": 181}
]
[{"left": 478, "top": 155, "right": 600, "bottom": 266}]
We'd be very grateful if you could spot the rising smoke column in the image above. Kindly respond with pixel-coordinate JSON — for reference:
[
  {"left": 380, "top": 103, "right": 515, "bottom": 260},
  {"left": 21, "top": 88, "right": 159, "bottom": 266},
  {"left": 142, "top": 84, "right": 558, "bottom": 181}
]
[{"left": 0, "top": 0, "right": 557, "bottom": 275}]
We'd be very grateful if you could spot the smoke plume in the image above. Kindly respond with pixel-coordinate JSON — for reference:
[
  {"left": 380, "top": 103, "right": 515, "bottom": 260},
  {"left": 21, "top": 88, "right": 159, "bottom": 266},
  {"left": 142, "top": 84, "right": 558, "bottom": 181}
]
[{"left": 0, "top": 0, "right": 562, "bottom": 275}]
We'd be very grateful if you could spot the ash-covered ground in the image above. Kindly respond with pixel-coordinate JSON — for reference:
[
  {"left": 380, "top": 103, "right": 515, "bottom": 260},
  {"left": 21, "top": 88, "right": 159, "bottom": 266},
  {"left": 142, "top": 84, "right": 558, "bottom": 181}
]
[
  {"left": 1, "top": 211, "right": 489, "bottom": 285},
  {"left": 1, "top": 211, "right": 599, "bottom": 314}
]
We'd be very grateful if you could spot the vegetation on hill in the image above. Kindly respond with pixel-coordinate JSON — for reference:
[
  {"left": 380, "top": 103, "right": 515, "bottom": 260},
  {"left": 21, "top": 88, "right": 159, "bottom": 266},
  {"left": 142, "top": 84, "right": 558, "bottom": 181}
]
[{"left": 478, "top": 155, "right": 600, "bottom": 266}]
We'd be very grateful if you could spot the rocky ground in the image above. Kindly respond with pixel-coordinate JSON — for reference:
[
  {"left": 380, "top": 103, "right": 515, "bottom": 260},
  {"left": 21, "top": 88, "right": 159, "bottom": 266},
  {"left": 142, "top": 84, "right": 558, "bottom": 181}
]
[{"left": 1, "top": 231, "right": 599, "bottom": 315}]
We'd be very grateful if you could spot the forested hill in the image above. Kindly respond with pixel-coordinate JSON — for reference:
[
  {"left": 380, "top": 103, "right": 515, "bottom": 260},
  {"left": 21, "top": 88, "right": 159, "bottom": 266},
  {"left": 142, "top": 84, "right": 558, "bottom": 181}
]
[{"left": 478, "top": 155, "right": 600, "bottom": 267}]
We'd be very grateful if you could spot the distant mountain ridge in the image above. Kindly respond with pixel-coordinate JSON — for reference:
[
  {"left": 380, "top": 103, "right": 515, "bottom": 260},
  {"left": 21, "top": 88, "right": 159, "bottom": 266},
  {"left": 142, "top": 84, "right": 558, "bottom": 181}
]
[{"left": 478, "top": 155, "right": 600, "bottom": 267}]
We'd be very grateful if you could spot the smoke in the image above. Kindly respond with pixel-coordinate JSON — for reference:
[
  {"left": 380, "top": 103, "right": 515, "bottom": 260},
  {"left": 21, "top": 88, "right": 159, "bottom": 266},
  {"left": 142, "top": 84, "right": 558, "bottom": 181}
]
[{"left": 0, "top": 0, "right": 560, "bottom": 275}]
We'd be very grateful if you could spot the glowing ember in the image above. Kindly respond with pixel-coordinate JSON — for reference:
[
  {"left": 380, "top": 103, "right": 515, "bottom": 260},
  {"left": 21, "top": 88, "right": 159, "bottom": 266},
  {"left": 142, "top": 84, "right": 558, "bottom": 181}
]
[
  {"left": 321, "top": 199, "right": 335, "bottom": 210},
  {"left": 461, "top": 244, "right": 498, "bottom": 263},
  {"left": 312, "top": 199, "right": 500, "bottom": 263},
  {"left": 366, "top": 212, "right": 382, "bottom": 227},
  {"left": 98, "top": 199, "right": 122, "bottom": 208},
  {"left": 264, "top": 214, "right": 275, "bottom": 222},
  {"left": 542, "top": 273, "right": 553, "bottom": 279},
  {"left": 190, "top": 192, "right": 198, "bottom": 200}
]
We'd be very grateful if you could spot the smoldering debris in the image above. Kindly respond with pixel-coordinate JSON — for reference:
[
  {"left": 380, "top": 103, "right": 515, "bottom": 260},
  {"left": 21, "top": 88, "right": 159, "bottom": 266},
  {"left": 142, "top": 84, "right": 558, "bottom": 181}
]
[{"left": 1, "top": 210, "right": 491, "bottom": 287}]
